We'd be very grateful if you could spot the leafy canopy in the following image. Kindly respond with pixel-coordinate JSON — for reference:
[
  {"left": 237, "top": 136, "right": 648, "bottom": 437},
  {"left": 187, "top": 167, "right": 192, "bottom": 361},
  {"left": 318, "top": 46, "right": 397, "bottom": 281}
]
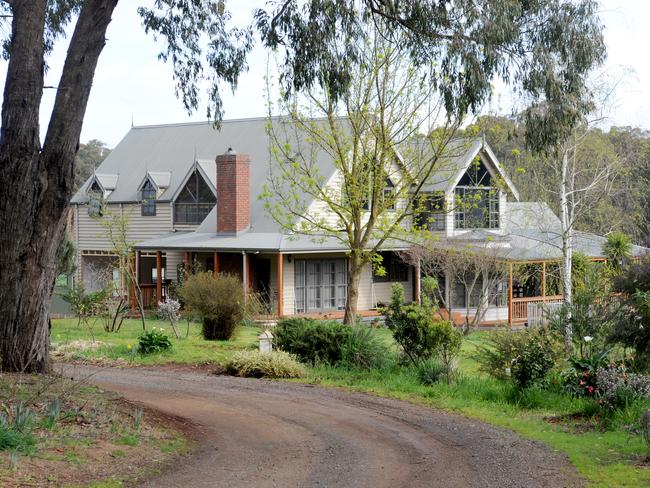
[{"left": 12, "top": 0, "right": 605, "bottom": 148}]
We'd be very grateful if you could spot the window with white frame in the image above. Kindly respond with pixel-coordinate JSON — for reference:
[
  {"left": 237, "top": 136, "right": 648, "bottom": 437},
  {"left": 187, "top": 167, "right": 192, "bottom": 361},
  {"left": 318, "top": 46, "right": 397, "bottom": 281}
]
[{"left": 454, "top": 157, "right": 500, "bottom": 229}]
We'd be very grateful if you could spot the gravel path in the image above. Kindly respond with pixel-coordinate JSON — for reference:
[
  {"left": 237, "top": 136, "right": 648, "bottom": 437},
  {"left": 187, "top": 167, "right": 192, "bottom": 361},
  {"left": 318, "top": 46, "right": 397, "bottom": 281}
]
[{"left": 58, "top": 364, "right": 581, "bottom": 488}]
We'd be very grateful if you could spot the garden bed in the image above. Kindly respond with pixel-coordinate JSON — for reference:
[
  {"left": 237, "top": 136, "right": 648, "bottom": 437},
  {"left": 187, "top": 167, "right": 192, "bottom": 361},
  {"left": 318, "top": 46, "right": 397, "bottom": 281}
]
[{"left": 0, "top": 373, "right": 189, "bottom": 487}]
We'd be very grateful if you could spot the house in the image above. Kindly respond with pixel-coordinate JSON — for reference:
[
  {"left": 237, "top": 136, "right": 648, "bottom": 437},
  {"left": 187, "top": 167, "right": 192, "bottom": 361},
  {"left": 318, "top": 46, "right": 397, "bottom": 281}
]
[{"left": 70, "top": 118, "right": 648, "bottom": 325}]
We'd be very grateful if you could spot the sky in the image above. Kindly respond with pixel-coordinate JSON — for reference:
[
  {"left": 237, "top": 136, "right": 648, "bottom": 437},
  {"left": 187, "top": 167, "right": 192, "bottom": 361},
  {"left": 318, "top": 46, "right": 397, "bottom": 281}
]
[{"left": 2, "top": 0, "right": 649, "bottom": 148}]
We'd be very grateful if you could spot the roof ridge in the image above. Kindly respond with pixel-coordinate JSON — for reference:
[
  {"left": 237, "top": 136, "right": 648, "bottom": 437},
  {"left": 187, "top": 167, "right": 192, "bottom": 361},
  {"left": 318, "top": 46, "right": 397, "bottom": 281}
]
[{"left": 131, "top": 114, "right": 346, "bottom": 131}]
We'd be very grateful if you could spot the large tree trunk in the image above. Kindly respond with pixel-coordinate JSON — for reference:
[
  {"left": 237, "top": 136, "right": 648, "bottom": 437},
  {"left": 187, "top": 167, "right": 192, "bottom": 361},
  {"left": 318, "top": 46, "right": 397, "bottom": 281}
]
[
  {"left": 343, "top": 251, "right": 364, "bottom": 325},
  {"left": 0, "top": 1, "right": 118, "bottom": 373},
  {"left": 559, "top": 147, "right": 573, "bottom": 347}
]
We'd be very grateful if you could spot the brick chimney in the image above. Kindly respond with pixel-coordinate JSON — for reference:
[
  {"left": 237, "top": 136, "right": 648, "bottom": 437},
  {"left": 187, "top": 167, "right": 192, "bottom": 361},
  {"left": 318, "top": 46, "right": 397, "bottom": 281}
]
[{"left": 216, "top": 148, "right": 250, "bottom": 234}]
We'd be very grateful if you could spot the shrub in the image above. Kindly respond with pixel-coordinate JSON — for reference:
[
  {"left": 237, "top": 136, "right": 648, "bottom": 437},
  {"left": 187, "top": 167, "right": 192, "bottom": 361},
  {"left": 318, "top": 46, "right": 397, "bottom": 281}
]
[
  {"left": 474, "top": 328, "right": 528, "bottom": 380},
  {"left": 596, "top": 366, "right": 650, "bottom": 410},
  {"left": 430, "top": 320, "right": 462, "bottom": 384},
  {"left": 563, "top": 346, "right": 610, "bottom": 397},
  {"left": 607, "top": 290, "right": 650, "bottom": 371},
  {"left": 138, "top": 327, "right": 172, "bottom": 354},
  {"left": 274, "top": 318, "right": 352, "bottom": 365},
  {"left": 383, "top": 284, "right": 439, "bottom": 366},
  {"left": 603, "top": 231, "right": 632, "bottom": 272},
  {"left": 225, "top": 350, "right": 305, "bottom": 378},
  {"left": 477, "top": 327, "right": 561, "bottom": 388},
  {"left": 511, "top": 328, "right": 560, "bottom": 389},
  {"left": 417, "top": 359, "right": 447, "bottom": 385},
  {"left": 178, "top": 272, "right": 245, "bottom": 340},
  {"left": 340, "top": 325, "right": 390, "bottom": 369}
]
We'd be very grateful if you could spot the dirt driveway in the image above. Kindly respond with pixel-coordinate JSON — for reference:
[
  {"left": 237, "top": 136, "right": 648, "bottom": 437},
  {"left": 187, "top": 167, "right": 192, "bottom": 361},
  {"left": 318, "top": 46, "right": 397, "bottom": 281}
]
[{"left": 58, "top": 365, "right": 580, "bottom": 488}]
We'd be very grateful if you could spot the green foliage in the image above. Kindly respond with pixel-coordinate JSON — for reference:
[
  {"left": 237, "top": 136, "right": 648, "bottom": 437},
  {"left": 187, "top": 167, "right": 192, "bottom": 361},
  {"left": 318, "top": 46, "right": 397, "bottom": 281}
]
[
  {"left": 56, "top": 232, "right": 77, "bottom": 276},
  {"left": 417, "top": 359, "right": 447, "bottom": 386},
  {"left": 474, "top": 328, "right": 528, "bottom": 380},
  {"left": 43, "top": 399, "right": 61, "bottom": 431},
  {"left": 0, "top": 424, "right": 35, "bottom": 454},
  {"left": 225, "top": 350, "right": 305, "bottom": 378},
  {"left": 384, "top": 284, "right": 452, "bottom": 367},
  {"left": 0, "top": 403, "right": 37, "bottom": 454},
  {"left": 74, "top": 140, "right": 111, "bottom": 191},
  {"left": 608, "top": 290, "right": 650, "bottom": 371},
  {"left": 563, "top": 347, "right": 610, "bottom": 397},
  {"left": 511, "top": 328, "right": 560, "bottom": 389},
  {"left": 613, "top": 256, "right": 650, "bottom": 295},
  {"left": 178, "top": 272, "right": 245, "bottom": 340},
  {"left": 340, "top": 325, "right": 391, "bottom": 370},
  {"left": 571, "top": 251, "right": 591, "bottom": 291},
  {"left": 476, "top": 327, "right": 563, "bottom": 389},
  {"left": 274, "top": 318, "right": 352, "bottom": 365},
  {"left": 60, "top": 284, "right": 106, "bottom": 321},
  {"left": 569, "top": 262, "right": 615, "bottom": 349},
  {"left": 603, "top": 231, "right": 632, "bottom": 270},
  {"left": 642, "top": 410, "right": 650, "bottom": 451},
  {"left": 138, "top": 327, "right": 172, "bottom": 355}
]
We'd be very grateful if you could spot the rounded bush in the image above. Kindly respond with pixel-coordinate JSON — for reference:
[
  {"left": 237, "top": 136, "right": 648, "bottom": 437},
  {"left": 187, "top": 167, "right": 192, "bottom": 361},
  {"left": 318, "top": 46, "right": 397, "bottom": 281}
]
[{"left": 178, "top": 272, "right": 245, "bottom": 341}]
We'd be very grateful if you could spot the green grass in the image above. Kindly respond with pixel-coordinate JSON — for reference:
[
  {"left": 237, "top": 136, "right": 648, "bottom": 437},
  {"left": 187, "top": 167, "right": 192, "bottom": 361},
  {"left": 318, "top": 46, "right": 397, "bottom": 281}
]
[{"left": 51, "top": 318, "right": 260, "bottom": 365}]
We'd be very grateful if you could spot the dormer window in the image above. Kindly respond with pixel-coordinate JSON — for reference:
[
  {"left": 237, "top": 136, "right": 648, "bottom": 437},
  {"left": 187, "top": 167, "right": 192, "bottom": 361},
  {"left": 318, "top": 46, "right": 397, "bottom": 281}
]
[
  {"left": 454, "top": 158, "right": 500, "bottom": 229},
  {"left": 141, "top": 179, "right": 157, "bottom": 216},
  {"left": 362, "top": 177, "right": 396, "bottom": 211},
  {"left": 88, "top": 181, "right": 104, "bottom": 217},
  {"left": 415, "top": 192, "right": 446, "bottom": 231},
  {"left": 174, "top": 169, "right": 216, "bottom": 224},
  {"left": 383, "top": 178, "right": 395, "bottom": 210}
]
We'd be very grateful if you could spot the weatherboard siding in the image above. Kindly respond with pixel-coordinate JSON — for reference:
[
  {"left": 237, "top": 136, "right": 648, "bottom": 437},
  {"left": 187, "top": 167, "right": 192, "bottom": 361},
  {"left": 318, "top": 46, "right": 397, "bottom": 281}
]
[
  {"left": 165, "top": 251, "right": 184, "bottom": 282},
  {"left": 75, "top": 203, "right": 173, "bottom": 252}
]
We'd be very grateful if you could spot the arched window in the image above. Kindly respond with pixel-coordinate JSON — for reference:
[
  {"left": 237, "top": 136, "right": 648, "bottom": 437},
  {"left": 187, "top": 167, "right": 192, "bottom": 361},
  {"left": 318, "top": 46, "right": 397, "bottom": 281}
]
[
  {"left": 174, "top": 170, "right": 216, "bottom": 224},
  {"left": 88, "top": 181, "right": 104, "bottom": 217},
  {"left": 141, "top": 179, "right": 157, "bottom": 216}
]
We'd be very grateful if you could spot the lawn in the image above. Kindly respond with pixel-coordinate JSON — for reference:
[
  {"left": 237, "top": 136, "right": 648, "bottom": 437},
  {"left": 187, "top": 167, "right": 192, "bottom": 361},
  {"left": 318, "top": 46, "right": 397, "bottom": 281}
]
[
  {"left": 50, "top": 318, "right": 650, "bottom": 487},
  {"left": 51, "top": 317, "right": 259, "bottom": 365}
]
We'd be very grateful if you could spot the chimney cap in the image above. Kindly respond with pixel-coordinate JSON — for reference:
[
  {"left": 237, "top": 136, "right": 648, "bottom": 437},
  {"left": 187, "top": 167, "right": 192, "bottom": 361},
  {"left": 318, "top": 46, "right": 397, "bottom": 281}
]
[{"left": 226, "top": 147, "right": 236, "bottom": 155}]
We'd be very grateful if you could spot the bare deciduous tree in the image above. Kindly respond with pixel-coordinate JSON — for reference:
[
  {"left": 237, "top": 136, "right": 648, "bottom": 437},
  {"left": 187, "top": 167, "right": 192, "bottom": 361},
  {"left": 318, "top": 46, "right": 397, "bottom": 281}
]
[{"left": 402, "top": 242, "right": 510, "bottom": 334}]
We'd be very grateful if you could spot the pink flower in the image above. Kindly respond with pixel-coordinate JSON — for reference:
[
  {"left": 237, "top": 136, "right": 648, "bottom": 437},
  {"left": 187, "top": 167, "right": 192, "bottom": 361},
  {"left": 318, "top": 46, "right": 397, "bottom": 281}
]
[
  {"left": 579, "top": 380, "right": 585, "bottom": 386},
  {"left": 587, "top": 386, "right": 594, "bottom": 394}
]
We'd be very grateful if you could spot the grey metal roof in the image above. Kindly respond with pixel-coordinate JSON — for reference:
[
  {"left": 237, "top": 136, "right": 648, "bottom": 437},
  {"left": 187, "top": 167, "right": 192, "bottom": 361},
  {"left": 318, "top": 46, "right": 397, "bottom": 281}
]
[
  {"left": 416, "top": 137, "right": 520, "bottom": 200},
  {"left": 502, "top": 202, "right": 561, "bottom": 233},
  {"left": 71, "top": 117, "right": 336, "bottom": 234},
  {"left": 438, "top": 229, "right": 648, "bottom": 261}
]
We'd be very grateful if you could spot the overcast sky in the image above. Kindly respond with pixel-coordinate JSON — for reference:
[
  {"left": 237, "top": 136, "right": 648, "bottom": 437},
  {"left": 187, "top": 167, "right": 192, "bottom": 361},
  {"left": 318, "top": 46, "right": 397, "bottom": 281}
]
[{"left": 2, "top": 0, "right": 648, "bottom": 147}]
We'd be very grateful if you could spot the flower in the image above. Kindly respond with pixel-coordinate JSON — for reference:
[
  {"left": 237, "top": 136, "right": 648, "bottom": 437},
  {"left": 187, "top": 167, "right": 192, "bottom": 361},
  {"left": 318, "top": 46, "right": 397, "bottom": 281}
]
[
  {"left": 587, "top": 386, "right": 594, "bottom": 394},
  {"left": 583, "top": 336, "right": 593, "bottom": 343},
  {"left": 127, "top": 344, "right": 132, "bottom": 350}
]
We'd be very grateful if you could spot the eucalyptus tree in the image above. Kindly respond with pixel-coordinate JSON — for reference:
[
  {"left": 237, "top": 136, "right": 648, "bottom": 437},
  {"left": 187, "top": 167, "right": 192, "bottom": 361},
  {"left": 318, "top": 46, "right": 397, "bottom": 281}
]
[{"left": 0, "top": 0, "right": 604, "bottom": 372}]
